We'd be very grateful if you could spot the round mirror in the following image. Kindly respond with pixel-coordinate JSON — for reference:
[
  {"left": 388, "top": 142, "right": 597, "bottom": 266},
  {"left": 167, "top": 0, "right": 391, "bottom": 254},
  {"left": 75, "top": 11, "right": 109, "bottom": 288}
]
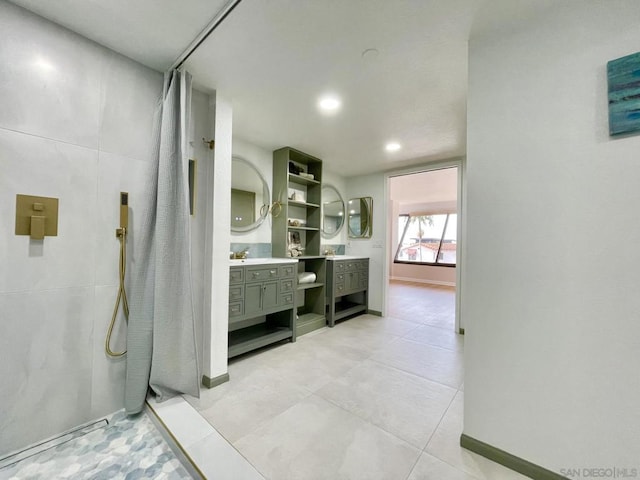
[
  {"left": 321, "top": 184, "right": 345, "bottom": 238},
  {"left": 231, "top": 155, "right": 270, "bottom": 233},
  {"left": 348, "top": 197, "right": 373, "bottom": 238}
]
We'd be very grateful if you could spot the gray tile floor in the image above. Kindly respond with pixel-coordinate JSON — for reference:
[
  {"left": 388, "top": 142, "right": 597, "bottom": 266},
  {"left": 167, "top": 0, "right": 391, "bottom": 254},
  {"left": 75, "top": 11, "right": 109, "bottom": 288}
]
[{"left": 187, "top": 281, "right": 528, "bottom": 480}]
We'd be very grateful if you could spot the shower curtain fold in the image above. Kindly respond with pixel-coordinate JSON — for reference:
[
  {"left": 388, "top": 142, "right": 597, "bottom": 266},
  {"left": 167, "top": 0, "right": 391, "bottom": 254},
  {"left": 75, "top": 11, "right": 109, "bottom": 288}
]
[{"left": 124, "top": 69, "right": 200, "bottom": 415}]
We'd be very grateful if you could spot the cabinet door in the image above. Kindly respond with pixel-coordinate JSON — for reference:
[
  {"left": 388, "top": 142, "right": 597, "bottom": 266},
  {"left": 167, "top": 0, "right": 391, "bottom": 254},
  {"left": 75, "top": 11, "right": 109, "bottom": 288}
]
[
  {"left": 244, "top": 284, "right": 263, "bottom": 317},
  {"left": 262, "top": 281, "right": 279, "bottom": 310},
  {"left": 345, "top": 271, "right": 359, "bottom": 292}
]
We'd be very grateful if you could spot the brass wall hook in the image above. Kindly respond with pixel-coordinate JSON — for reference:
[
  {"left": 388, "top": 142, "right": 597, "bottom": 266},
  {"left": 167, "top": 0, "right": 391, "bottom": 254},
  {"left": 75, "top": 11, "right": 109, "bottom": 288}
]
[{"left": 202, "top": 138, "right": 215, "bottom": 150}]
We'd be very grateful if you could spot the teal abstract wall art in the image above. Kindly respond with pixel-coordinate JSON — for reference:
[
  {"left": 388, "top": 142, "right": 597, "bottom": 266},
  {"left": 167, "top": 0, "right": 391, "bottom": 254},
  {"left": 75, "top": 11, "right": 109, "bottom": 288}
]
[{"left": 608, "top": 51, "right": 640, "bottom": 136}]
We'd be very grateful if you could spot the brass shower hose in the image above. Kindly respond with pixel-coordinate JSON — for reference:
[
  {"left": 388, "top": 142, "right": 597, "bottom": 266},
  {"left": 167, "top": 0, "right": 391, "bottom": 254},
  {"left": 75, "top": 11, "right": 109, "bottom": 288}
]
[{"left": 106, "top": 227, "right": 129, "bottom": 357}]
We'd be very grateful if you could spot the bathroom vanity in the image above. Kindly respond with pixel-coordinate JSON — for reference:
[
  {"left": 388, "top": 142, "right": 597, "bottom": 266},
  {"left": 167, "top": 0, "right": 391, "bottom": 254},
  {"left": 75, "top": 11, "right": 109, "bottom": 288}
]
[
  {"left": 228, "top": 258, "right": 298, "bottom": 358},
  {"left": 326, "top": 256, "right": 369, "bottom": 327}
]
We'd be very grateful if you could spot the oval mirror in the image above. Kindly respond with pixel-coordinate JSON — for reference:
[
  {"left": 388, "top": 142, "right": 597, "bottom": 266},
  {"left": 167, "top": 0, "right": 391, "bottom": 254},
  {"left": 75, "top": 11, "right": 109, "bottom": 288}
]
[
  {"left": 348, "top": 197, "right": 373, "bottom": 238},
  {"left": 230, "top": 155, "right": 270, "bottom": 233},
  {"left": 321, "top": 184, "right": 345, "bottom": 238}
]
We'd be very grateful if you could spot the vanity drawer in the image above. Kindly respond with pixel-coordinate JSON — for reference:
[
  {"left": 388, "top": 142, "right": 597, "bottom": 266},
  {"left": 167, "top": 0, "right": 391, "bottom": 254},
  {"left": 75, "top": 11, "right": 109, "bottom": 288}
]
[
  {"left": 280, "top": 278, "right": 294, "bottom": 293},
  {"left": 229, "top": 284, "right": 244, "bottom": 301},
  {"left": 344, "top": 261, "right": 358, "bottom": 272},
  {"left": 334, "top": 261, "right": 345, "bottom": 273},
  {"left": 229, "top": 267, "right": 244, "bottom": 284},
  {"left": 334, "top": 272, "right": 345, "bottom": 283},
  {"left": 356, "top": 260, "right": 368, "bottom": 271},
  {"left": 246, "top": 266, "right": 280, "bottom": 283},
  {"left": 228, "top": 301, "right": 243, "bottom": 319},
  {"left": 280, "top": 292, "right": 294, "bottom": 306},
  {"left": 334, "top": 283, "right": 345, "bottom": 296},
  {"left": 279, "top": 264, "right": 295, "bottom": 278}
]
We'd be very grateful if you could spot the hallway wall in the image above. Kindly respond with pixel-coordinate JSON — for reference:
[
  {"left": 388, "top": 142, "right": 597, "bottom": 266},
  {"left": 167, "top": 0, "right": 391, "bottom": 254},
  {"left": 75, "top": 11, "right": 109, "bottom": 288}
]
[{"left": 464, "top": 0, "right": 640, "bottom": 473}]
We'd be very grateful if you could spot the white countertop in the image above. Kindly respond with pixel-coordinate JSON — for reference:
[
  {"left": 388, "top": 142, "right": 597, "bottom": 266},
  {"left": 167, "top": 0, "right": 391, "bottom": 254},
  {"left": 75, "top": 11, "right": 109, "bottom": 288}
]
[
  {"left": 325, "top": 255, "right": 369, "bottom": 260},
  {"left": 229, "top": 258, "right": 298, "bottom": 266}
]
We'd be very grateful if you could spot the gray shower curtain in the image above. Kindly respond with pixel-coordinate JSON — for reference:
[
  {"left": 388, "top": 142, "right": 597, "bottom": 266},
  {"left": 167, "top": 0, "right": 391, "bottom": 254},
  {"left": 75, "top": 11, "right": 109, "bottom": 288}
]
[{"left": 125, "top": 69, "right": 200, "bottom": 414}]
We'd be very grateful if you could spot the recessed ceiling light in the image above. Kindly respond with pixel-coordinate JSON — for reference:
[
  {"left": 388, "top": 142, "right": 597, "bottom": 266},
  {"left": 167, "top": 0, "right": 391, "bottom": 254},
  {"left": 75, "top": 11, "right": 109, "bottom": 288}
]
[
  {"left": 318, "top": 95, "right": 341, "bottom": 113},
  {"left": 385, "top": 142, "right": 401, "bottom": 152}
]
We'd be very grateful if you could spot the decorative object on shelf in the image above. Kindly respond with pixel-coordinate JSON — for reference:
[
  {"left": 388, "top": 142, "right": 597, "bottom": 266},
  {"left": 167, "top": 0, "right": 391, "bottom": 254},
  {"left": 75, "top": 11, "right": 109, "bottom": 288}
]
[
  {"left": 298, "top": 172, "right": 315, "bottom": 180},
  {"left": 288, "top": 244, "right": 305, "bottom": 257},
  {"left": 270, "top": 201, "right": 282, "bottom": 218},
  {"left": 288, "top": 218, "right": 306, "bottom": 227},
  {"left": 323, "top": 247, "right": 336, "bottom": 256},
  {"left": 608, "top": 51, "right": 640, "bottom": 136},
  {"left": 287, "top": 230, "right": 304, "bottom": 257},
  {"left": 297, "top": 272, "right": 317, "bottom": 284},
  {"left": 321, "top": 184, "right": 345, "bottom": 238},
  {"left": 288, "top": 161, "right": 305, "bottom": 175},
  {"left": 288, "top": 188, "right": 306, "bottom": 202}
]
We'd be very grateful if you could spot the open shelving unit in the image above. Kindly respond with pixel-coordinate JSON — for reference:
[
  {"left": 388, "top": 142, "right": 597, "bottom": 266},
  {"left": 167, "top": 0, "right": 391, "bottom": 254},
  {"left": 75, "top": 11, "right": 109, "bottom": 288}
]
[{"left": 272, "top": 147, "right": 326, "bottom": 336}]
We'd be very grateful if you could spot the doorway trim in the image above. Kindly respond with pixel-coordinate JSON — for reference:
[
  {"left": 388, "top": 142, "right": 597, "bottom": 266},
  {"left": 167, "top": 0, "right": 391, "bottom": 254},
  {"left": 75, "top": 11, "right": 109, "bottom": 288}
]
[{"left": 383, "top": 156, "right": 465, "bottom": 333}]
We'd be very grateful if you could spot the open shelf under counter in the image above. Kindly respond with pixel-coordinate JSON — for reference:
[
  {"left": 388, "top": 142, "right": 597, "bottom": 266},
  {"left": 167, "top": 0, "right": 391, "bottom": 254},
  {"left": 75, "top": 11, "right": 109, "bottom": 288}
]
[
  {"left": 333, "top": 299, "right": 368, "bottom": 321},
  {"left": 296, "top": 312, "right": 326, "bottom": 336},
  {"left": 228, "top": 324, "right": 293, "bottom": 359},
  {"left": 297, "top": 282, "right": 324, "bottom": 291}
]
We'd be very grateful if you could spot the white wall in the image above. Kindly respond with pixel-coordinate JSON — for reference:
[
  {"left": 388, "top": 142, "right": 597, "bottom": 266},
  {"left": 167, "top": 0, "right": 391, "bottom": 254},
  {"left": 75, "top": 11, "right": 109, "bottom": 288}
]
[
  {"left": 464, "top": 0, "right": 640, "bottom": 473},
  {"left": 323, "top": 168, "right": 348, "bottom": 246},
  {"left": 0, "top": 1, "right": 164, "bottom": 455},
  {"left": 189, "top": 89, "right": 213, "bottom": 374},
  {"left": 231, "top": 137, "right": 273, "bottom": 244},
  {"left": 203, "top": 94, "right": 232, "bottom": 381},
  {"left": 346, "top": 174, "right": 386, "bottom": 313}
]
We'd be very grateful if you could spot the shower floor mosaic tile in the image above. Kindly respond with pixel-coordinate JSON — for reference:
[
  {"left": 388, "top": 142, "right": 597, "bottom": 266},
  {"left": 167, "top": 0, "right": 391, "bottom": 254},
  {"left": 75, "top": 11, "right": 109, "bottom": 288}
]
[{"left": 0, "top": 410, "right": 192, "bottom": 480}]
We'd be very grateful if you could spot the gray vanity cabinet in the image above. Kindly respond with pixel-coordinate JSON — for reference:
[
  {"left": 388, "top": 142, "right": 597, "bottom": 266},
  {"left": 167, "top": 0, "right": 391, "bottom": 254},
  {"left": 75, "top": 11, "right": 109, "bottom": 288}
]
[
  {"left": 228, "top": 262, "right": 296, "bottom": 358},
  {"left": 326, "top": 258, "right": 369, "bottom": 327}
]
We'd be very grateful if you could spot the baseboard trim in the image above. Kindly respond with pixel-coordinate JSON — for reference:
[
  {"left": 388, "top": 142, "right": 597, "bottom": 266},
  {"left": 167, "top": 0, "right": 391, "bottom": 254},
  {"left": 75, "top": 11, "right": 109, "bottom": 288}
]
[
  {"left": 367, "top": 309, "right": 382, "bottom": 317},
  {"left": 460, "top": 434, "right": 567, "bottom": 480},
  {"left": 201, "top": 372, "right": 229, "bottom": 389},
  {"left": 391, "top": 276, "right": 455, "bottom": 287}
]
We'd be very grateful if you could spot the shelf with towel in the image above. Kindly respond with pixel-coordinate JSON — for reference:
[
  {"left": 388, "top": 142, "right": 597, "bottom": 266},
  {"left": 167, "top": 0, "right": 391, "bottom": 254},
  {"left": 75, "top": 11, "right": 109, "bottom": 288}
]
[{"left": 297, "top": 282, "right": 323, "bottom": 290}]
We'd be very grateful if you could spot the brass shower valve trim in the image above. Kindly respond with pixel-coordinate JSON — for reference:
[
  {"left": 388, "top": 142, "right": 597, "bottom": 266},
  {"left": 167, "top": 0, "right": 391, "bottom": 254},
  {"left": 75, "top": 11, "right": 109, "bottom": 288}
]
[{"left": 15, "top": 194, "right": 59, "bottom": 240}]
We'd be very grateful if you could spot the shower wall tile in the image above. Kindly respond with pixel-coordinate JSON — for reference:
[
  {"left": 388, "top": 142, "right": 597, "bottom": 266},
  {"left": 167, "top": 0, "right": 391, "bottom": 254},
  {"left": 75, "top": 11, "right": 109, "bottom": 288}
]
[
  {"left": 99, "top": 52, "right": 162, "bottom": 161},
  {"left": 94, "top": 151, "right": 154, "bottom": 287},
  {"left": 0, "top": 1, "right": 103, "bottom": 149},
  {"left": 0, "top": 2, "right": 211, "bottom": 457},
  {"left": 0, "top": 287, "right": 94, "bottom": 457},
  {"left": 91, "top": 285, "right": 127, "bottom": 418},
  {"left": 0, "top": 128, "right": 98, "bottom": 294}
]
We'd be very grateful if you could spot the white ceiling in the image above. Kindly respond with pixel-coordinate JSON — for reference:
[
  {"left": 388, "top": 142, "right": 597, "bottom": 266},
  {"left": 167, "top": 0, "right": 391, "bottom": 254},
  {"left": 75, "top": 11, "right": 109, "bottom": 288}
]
[
  {"left": 390, "top": 167, "right": 458, "bottom": 212},
  {"left": 8, "top": 0, "right": 564, "bottom": 176}
]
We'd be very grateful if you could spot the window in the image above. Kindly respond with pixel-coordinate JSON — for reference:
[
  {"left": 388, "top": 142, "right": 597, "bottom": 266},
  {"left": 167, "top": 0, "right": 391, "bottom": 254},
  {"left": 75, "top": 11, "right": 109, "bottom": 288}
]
[{"left": 394, "top": 213, "right": 457, "bottom": 266}]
